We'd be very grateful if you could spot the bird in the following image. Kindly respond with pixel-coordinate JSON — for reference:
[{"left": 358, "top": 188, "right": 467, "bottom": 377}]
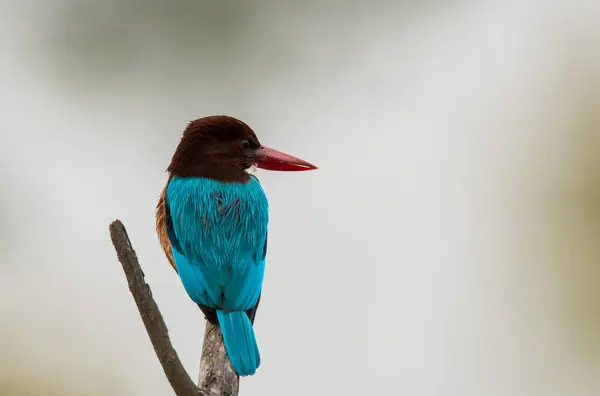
[{"left": 155, "top": 115, "right": 317, "bottom": 377}]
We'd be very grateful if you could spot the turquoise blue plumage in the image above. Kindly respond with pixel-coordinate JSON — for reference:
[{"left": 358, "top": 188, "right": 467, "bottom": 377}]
[{"left": 166, "top": 175, "right": 269, "bottom": 376}]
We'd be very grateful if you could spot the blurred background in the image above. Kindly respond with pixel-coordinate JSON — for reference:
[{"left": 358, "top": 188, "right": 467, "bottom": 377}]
[{"left": 1, "top": 1, "right": 599, "bottom": 395}]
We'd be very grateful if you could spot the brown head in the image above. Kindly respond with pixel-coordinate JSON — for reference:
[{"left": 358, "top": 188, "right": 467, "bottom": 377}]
[{"left": 167, "top": 115, "right": 317, "bottom": 182}]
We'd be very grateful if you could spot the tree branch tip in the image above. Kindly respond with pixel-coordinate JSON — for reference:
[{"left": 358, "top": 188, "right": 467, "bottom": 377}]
[{"left": 109, "top": 219, "right": 124, "bottom": 232}]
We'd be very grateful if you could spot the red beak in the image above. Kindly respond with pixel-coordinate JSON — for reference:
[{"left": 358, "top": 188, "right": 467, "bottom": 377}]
[{"left": 255, "top": 145, "right": 318, "bottom": 171}]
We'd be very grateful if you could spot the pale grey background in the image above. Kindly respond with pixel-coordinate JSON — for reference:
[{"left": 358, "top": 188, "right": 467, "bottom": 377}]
[{"left": 1, "top": 1, "right": 599, "bottom": 395}]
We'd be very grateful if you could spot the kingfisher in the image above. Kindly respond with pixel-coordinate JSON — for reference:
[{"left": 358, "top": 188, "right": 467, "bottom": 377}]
[{"left": 155, "top": 116, "right": 317, "bottom": 377}]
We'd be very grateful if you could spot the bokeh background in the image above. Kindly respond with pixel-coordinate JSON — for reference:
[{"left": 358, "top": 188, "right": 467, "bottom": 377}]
[{"left": 1, "top": 1, "right": 599, "bottom": 395}]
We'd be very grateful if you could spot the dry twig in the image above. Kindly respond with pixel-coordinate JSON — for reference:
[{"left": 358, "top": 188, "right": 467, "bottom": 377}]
[{"left": 109, "top": 220, "right": 239, "bottom": 396}]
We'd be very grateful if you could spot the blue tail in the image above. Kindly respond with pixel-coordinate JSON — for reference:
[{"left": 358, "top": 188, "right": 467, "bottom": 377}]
[{"left": 217, "top": 310, "right": 261, "bottom": 376}]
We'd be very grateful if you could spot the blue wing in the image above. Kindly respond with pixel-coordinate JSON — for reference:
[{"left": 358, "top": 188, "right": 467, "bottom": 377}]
[{"left": 165, "top": 176, "right": 268, "bottom": 322}]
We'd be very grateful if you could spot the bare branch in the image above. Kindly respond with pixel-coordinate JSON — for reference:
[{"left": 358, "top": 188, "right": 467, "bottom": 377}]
[
  {"left": 109, "top": 219, "right": 203, "bottom": 396},
  {"left": 198, "top": 322, "right": 239, "bottom": 396},
  {"left": 110, "top": 220, "right": 238, "bottom": 396}
]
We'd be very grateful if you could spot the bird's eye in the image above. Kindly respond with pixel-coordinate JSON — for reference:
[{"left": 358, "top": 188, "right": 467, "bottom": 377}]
[{"left": 241, "top": 140, "right": 250, "bottom": 149}]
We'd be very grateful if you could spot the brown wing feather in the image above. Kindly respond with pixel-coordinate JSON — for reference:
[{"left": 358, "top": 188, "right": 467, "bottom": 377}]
[{"left": 156, "top": 184, "right": 177, "bottom": 273}]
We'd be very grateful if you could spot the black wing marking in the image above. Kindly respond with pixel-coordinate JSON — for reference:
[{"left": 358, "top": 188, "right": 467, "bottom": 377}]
[
  {"left": 165, "top": 201, "right": 183, "bottom": 254},
  {"left": 198, "top": 294, "right": 261, "bottom": 325}
]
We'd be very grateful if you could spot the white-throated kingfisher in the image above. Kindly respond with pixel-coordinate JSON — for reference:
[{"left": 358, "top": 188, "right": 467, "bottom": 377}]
[{"left": 155, "top": 116, "right": 317, "bottom": 376}]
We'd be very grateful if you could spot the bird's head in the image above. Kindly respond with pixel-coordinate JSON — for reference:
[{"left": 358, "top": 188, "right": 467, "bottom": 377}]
[{"left": 167, "top": 115, "right": 317, "bottom": 182}]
